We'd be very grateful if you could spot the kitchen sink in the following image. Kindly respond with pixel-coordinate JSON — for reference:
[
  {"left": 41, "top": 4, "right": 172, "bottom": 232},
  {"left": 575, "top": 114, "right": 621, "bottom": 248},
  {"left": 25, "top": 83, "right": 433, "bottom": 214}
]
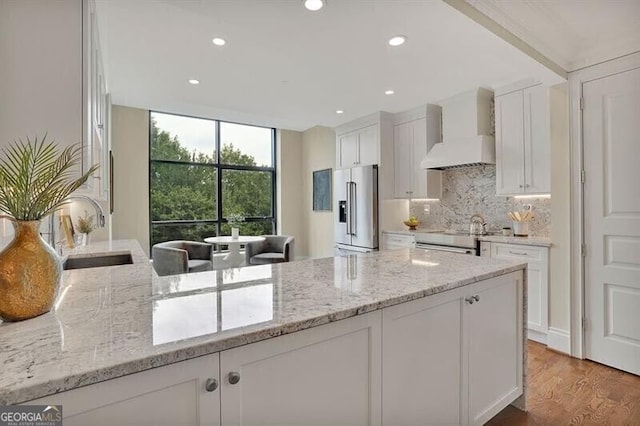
[{"left": 63, "top": 253, "right": 134, "bottom": 270}]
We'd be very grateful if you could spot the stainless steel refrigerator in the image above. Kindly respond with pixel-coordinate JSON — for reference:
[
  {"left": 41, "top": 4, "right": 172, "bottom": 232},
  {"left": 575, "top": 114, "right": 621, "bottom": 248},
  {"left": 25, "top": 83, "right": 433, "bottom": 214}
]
[{"left": 334, "top": 165, "right": 378, "bottom": 254}]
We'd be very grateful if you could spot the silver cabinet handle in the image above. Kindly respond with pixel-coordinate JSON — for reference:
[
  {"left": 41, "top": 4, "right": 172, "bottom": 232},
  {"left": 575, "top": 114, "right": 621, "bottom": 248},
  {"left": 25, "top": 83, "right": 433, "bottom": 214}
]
[
  {"left": 525, "top": 184, "right": 530, "bottom": 188},
  {"left": 519, "top": 184, "right": 524, "bottom": 188},
  {"left": 205, "top": 378, "right": 218, "bottom": 392},
  {"left": 509, "top": 250, "right": 528, "bottom": 256},
  {"left": 228, "top": 372, "right": 240, "bottom": 385},
  {"left": 472, "top": 295, "right": 480, "bottom": 302}
]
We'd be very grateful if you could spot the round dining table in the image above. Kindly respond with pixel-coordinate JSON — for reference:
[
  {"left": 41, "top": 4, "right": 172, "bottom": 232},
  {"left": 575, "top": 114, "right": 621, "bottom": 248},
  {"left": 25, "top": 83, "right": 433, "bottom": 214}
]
[{"left": 204, "top": 235, "right": 265, "bottom": 269}]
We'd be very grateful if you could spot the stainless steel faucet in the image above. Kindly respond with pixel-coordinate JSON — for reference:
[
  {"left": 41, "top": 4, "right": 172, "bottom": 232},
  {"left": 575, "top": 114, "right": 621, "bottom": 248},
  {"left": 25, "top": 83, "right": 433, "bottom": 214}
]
[
  {"left": 62, "top": 195, "right": 106, "bottom": 227},
  {"left": 46, "top": 195, "right": 106, "bottom": 247}
]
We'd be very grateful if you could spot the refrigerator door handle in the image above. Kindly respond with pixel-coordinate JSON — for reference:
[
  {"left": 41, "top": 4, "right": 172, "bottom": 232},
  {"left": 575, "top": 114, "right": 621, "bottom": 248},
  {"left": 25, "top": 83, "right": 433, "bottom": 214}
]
[
  {"left": 345, "top": 182, "right": 351, "bottom": 236},
  {"left": 350, "top": 182, "right": 357, "bottom": 237}
]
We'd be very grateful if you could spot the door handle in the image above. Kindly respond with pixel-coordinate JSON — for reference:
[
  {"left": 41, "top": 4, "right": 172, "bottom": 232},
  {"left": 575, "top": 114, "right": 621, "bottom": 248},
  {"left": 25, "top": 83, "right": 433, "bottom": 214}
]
[
  {"left": 205, "top": 378, "right": 218, "bottom": 392},
  {"left": 350, "top": 182, "right": 357, "bottom": 237},
  {"left": 345, "top": 182, "right": 351, "bottom": 236}
]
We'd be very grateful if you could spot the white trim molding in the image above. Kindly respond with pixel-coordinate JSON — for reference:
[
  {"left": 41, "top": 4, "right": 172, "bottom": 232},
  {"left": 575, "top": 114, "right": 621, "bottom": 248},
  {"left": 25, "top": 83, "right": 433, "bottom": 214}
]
[
  {"left": 568, "top": 51, "right": 640, "bottom": 359},
  {"left": 547, "top": 327, "right": 571, "bottom": 355}
]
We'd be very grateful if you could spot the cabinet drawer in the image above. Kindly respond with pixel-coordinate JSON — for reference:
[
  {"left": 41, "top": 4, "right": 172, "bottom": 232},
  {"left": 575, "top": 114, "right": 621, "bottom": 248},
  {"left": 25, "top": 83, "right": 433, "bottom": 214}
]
[
  {"left": 491, "top": 243, "right": 545, "bottom": 262},
  {"left": 382, "top": 233, "right": 415, "bottom": 249}
]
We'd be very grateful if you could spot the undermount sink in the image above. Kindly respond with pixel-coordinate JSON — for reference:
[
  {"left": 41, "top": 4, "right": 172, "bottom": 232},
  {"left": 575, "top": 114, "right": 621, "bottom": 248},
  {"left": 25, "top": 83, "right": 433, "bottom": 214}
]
[{"left": 63, "top": 253, "right": 133, "bottom": 270}]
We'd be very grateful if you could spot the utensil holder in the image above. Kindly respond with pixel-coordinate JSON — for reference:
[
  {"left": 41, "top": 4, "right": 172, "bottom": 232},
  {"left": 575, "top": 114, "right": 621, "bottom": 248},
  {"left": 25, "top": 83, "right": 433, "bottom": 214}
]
[{"left": 513, "top": 221, "right": 529, "bottom": 237}]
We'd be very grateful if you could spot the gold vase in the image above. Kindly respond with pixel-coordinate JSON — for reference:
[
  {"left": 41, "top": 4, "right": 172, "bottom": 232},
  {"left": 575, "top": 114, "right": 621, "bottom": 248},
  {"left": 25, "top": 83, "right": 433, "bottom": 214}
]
[{"left": 0, "top": 220, "right": 62, "bottom": 322}]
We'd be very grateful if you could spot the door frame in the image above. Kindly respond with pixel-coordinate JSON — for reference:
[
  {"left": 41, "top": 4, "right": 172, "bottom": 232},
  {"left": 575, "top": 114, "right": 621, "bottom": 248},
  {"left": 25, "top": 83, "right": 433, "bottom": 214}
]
[{"left": 568, "top": 52, "right": 640, "bottom": 358}]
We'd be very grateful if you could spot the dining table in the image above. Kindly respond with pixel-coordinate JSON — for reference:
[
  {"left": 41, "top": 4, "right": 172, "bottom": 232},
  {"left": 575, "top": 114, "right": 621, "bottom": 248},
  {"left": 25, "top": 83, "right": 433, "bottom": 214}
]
[{"left": 204, "top": 235, "right": 266, "bottom": 269}]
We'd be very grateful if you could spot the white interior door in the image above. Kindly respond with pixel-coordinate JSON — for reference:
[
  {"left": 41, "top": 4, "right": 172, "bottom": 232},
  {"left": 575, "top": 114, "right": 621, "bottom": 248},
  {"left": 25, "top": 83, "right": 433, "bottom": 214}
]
[{"left": 583, "top": 66, "right": 640, "bottom": 375}]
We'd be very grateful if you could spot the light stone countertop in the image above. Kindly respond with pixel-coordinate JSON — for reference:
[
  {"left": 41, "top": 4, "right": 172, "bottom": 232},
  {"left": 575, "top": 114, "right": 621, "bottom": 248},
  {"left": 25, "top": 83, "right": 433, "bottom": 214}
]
[{"left": 0, "top": 239, "right": 526, "bottom": 405}]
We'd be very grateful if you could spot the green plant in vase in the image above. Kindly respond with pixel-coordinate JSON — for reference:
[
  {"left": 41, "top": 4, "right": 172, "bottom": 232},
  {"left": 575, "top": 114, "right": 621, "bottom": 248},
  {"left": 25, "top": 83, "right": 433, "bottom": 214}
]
[
  {"left": 227, "top": 213, "right": 245, "bottom": 239},
  {"left": 0, "top": 136, "right": 98, "bottom": 321}
]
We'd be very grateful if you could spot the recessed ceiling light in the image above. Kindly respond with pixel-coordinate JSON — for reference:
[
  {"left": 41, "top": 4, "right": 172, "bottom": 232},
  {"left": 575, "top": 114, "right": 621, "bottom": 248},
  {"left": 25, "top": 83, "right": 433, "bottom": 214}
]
[
  {"left": 188, "top": 79, "right": 200, "bottom": 85},
  {"left": 304, "top": 0, "right": 324, "bottom": 11},
  {"left": 385, "top": 90, "right": 395, "bottom": 95},
  {"left": 336, "top": 110, "right": 344, "bottom": 114},
  {"left": 212, "top": 37, "right": 226, "bottom": 46},
  {"left": 388, "top": 35, "right": 407, "bottom": 47}
]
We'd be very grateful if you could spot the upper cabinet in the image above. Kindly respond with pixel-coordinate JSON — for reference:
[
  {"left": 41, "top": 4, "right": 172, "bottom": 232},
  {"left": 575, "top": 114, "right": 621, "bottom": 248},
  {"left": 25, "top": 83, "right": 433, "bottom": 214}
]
[
  {"left": 393, "top": 105, "right": 442, "bottom": 199},
  {"left": 336, "top": 123, "right": 378, "bottom": 168},
  {"left": 84, "top": 0, "right": 110, "bottom": 200},
  {"left": 495, "top": 84, "right": 551, "bottom": 196},
  {"left": 0, "top": 0, "right": 109, "bottom": 200},
  {"left": 0, "top": 0, "right": 83, "bottom": 156}
]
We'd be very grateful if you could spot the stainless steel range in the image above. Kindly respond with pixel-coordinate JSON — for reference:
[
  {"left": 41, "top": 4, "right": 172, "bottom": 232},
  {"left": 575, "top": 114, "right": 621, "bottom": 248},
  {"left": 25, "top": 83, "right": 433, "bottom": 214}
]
[{"left": 414, "top": 230, "right": 480, "bottom": 255}]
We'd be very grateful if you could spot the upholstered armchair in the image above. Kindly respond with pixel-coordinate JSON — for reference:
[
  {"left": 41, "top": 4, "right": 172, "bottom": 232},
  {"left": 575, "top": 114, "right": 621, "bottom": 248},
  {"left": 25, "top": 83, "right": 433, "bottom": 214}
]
[
  {"left": 152, "top": 240, "right": 213, "bottom": 276},
  {"left": 245, "top": 235, "right": 294, "bottom": 265}
]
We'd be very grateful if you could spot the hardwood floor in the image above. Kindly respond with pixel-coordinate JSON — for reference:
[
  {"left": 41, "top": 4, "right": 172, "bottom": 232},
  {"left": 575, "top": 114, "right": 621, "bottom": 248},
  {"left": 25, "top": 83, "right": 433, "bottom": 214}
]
[{"left": 487, "top": 341, "right": 640, "bottom": 425}]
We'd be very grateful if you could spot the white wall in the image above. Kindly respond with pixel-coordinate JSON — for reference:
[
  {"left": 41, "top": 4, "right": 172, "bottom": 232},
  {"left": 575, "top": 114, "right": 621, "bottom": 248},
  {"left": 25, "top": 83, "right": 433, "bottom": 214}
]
[
  {"left": 111, "top": 105, "right": 150, "bottom": 255},
  {"left": 549, "top": 83, "right": 571, "bottom": 335},
  {"left": 277, "top": 130, "right": 305, "bottom": 258},
  {"left": 301, "top": 126, "right": 336, "bottom": 259}
]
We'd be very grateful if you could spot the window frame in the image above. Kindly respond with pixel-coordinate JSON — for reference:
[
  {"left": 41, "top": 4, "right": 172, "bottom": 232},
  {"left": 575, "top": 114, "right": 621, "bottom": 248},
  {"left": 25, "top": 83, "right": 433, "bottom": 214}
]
[{"left": 148, "top": 110, "right": 277, "bottom": 253}]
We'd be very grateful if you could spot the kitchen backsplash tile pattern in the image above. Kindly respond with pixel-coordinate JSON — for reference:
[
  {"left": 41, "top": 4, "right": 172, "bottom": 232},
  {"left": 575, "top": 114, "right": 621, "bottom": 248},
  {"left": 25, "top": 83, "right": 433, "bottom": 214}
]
[{"left": 411, "top": 165, "right": 551, "bottom": 236}]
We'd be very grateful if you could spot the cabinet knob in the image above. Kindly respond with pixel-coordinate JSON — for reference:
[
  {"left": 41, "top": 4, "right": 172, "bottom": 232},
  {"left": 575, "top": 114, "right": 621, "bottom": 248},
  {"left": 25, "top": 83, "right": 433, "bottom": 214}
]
[
  {"left": 228, "top": 371, "right": 241, "bottom": 385},
  {"left": 205, "top": 378, "right": 218, "bottom": 392},
  {"left": 525, "top": 184, "right": 530, "bottom": 188},
  {"left": 465, "top": 295, "right": 480, "bottom": 304},
  {"left": 519, "top": 184, "right": 524, "bottom": 188}
]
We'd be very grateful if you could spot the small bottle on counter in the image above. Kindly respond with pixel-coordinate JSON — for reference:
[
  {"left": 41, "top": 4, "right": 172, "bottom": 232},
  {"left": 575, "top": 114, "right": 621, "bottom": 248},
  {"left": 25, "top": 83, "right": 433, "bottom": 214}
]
[{"left": 502, "top": 227, "right": 512, "bottom": 236}]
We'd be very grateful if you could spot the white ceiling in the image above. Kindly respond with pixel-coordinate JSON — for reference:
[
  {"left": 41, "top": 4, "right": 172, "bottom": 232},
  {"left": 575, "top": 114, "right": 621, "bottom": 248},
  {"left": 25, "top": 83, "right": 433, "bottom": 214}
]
[
  {"left": 467, "top": 0, "right": 640, "bottom": 72},
  {"left": 95, "top": 0, "right": 564, "bottom": 131}
]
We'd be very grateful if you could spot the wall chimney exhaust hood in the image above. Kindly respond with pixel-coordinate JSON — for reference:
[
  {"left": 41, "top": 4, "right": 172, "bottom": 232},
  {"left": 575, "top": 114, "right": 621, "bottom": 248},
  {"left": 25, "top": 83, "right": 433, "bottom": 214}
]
[{"left": 421, "top": 88, "right": 495, "bottom": 170}]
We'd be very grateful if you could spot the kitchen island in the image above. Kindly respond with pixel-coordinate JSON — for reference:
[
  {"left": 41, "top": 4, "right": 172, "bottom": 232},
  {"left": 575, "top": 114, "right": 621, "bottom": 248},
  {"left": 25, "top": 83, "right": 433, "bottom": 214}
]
[{"left": 0, "top": 240, "right": 527, "bottom": 425}]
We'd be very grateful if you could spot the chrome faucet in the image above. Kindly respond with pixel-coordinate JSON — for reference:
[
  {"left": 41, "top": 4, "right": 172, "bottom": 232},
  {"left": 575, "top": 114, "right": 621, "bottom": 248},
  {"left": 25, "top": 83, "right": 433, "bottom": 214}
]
[
  {"left": 45, "top": 195, "right": 105, "bottom": 247},
  {"left": 62, "top": 195, "right": 106, "bottom": 227},
  {"left": 469, "top": 214, "right": 487, "bottom": 235}
]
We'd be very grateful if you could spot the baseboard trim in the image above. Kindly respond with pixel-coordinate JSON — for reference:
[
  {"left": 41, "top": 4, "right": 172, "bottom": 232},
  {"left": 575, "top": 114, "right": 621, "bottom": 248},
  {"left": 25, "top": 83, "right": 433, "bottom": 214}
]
[
  {"left": 547, "top": 327, "right": 571, "bottom": 354},
  {"left": 527, "top": 328, "right": 547, "bottom": 345}
]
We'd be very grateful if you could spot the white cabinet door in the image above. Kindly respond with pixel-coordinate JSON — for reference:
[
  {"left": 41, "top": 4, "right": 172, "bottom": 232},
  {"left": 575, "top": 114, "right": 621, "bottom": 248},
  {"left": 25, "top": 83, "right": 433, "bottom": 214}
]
[
  {"left": 28, "top": 353, "right": 221, "bottom": 426},
  {"left": 393, "top": 122, "right": 412, "bottom": 198},
  {"left": 393, "top": 117, "right": 441, "bottom": 199},
  {"left": 338, "top": 131, "right": 359, "bottom": 168},
  {"left": 479, "top": 241, "right": 491, "bottom": 257},
  {"left": 220, "top": 311, "right": 382, "bottom": 426},
  {"left": 410, "top": 117, "right": 429, "bottom": 198},
  {"left": 523, "top": 85, "right": 550, "bottom": 194},
  {"left": 495, "top": 90, "right": 524, "bottom": 195},
  {"left": 466, "top": 272, "right": 523, "bottom": 426},
  {"left": 358, "top": 124, "right": 378, "bottom": 166},
  {"left": 383, "top": 291, "right": 462, "bottom": 425},
  {"left": 491, "top": 243, "right": 549, "bottom": 344}
]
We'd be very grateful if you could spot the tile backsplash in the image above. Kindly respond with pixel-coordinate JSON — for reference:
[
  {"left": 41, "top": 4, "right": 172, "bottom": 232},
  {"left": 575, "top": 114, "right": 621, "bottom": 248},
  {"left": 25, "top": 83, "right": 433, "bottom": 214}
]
[{"left": 411, "top": 165, "right": 551, "bottom": 236}]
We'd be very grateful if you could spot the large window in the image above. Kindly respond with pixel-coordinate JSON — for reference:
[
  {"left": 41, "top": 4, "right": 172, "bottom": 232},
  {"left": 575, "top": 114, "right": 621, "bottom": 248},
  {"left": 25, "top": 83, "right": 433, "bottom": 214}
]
[{"left": 150, "top": 112, "right": 276, "bottom": 248}]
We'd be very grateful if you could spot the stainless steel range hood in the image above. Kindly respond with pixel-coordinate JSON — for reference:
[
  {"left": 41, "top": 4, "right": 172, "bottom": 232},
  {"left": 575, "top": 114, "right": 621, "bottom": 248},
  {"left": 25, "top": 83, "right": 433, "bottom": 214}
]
[{"left": 420, "top": 88, "right": 495, "bottom": 170}]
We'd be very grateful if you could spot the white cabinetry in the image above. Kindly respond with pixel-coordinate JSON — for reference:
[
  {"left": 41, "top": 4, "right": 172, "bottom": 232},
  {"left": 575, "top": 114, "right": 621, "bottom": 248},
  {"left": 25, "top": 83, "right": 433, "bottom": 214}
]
[
  {"left": 495, "top": 84, "right": 550, "bottom": 195},
  {"left": 491, "top": 242, "right": 549, "bottom": 344},
  {"left": 393, "top": 105, "right": 442, "bottom": 199},
  {"left": 26, "top": 273, "right": 524, "bottom": 425},
  {"left": 30, "top": 313, "right": 382, "bottom": 426},
  {"left": 220, "top": 311, "right": 382, "bottom": 425},
  {"left": 381, "top": 231, "right": 415, "bottom": 250},
  {"left": 83, "top": 0, "right": 110, "bottom": 200},
  {"left": 383, "top": 271, "right": 523, "bottom": 426},
  {"left": 29, "top": 353, "right": 220, "bottom": 426},
  {"left": 0, "top": 0, "right": 82, "bottom": 161},
  {"left": 336, "top": 124, "right": 378, "bottom": 168}
]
